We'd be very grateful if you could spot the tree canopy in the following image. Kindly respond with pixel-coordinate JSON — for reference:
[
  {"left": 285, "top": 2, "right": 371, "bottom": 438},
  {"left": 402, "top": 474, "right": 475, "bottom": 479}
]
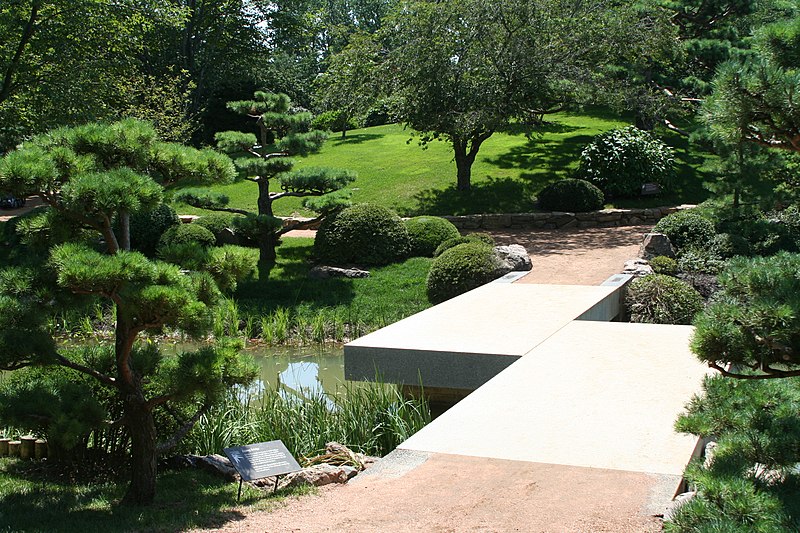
[{"left": 379, "top": 0, "right": 671, "bottom": 190}]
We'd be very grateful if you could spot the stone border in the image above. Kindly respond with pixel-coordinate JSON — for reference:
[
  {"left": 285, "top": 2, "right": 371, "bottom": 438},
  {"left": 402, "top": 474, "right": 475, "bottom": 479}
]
[
  {"left": 180, "top": 205, "right": 697, "bottom": 232},
  {"left": 442, "top": 205, "right": 697, "bottom": 230}
]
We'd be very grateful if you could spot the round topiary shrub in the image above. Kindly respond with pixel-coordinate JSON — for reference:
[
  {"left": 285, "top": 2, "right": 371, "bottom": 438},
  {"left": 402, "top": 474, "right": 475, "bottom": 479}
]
[
  {"left": 426, "top": 242, "right": 500, "bottom": 304},
  {"left": 625, "top": 274, "right": 704, "bottom": 325},
  {"left": 314, "top": 203, "right": 411, "bottom": 266},
  {"left": 128, "top": 204, "right": 180, "bottom": 257},
  {"left": 158, "top": 223, "right": 216, "bottom": 250},
  {"left": 195, "top": 212, "right": 239, "bottom": 245},
  {"left": 537, "top": 178, "right": 604, "bottom": 212},
  {"left": 578, "top": 126, "right": 675, "bottom": 197},
  {"left": 434, "top": 232, "right": 496, "bottom": 257},
  {"left": 649, "top": 255, "right": 677, "bottom": 275},
  {"left": 653, "top": 210, "right": 716, "bottom": 251},
  {"left": 405, "top": 216, "right": 460, "bottom": 257}
]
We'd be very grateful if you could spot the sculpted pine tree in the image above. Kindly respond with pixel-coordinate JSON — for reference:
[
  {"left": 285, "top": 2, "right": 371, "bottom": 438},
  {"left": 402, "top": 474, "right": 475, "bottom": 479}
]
[
  {"left": 178, "top": 91, "right": 354, "bottom": 270},
  {"left": 0, "top": 119, "right": 256, "bottom": 505}
]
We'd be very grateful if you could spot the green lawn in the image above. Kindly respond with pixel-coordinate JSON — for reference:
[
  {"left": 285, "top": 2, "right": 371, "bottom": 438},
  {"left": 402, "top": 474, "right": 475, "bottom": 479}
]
[
  {"left": 0, "top": 458, "right": 310, "bottom": 532},
  {"left": 172, "top": 109, "right": 714, "bottom": 218},
  {"left": 233, "top": 237, "right": 432, "bottom": 336}
]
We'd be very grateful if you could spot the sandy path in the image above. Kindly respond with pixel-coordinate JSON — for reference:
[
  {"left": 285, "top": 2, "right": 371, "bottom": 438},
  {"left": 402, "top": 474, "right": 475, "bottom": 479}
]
[{"left": 489, "top": 225, "right": 651, "bottom": 285}]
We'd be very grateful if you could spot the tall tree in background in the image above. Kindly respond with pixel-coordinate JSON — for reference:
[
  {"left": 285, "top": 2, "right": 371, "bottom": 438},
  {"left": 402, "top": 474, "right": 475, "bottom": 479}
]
[
  {"left": 381, "top": 0, "right": 669, "bottom": 190},
  {"left": 313, "top": 33, "right": 381, "bottom": 138},
  {"left": 0, "top": 119, "right": 255, "bottom": 505},
  {"left": 0, "top": 1, "right": 186, "bottom": 149},
  {"left": 177, "top": 92, "right": 354, "bottom": 269}
]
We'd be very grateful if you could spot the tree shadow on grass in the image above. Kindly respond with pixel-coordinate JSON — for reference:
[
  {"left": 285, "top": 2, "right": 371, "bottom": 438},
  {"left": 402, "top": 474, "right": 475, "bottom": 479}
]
[
  {"left": 0, "top": 467, "right": 252, "bottom": 532},
  {"left": 329, "top": 132, "right": 385, "bottom": 146},
  {"left": 407, "top": 177, "right": 538, "bottom": 216}
]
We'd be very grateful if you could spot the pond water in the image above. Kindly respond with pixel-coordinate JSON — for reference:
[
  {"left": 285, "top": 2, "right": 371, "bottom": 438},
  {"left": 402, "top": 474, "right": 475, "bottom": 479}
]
[{"left": 162, "top": 342, "right": 351, "bottom": 400}]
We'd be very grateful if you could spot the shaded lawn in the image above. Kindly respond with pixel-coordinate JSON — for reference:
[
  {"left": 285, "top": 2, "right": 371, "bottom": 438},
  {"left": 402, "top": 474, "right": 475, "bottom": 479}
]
[{"left": 0, "top": 458, "right": 310, "bottom": 532}]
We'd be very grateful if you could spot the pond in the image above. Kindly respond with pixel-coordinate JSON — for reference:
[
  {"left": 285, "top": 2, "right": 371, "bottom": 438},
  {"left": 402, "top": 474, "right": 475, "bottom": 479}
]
[{"left": 162, "top": 341, "right": 353, "bottom": 401}]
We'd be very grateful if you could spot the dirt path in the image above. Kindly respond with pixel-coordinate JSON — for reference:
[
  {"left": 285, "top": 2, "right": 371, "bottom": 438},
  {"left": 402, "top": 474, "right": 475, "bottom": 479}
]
[{"left": 489, "top": 225, "right": 651, "bottom": 285}]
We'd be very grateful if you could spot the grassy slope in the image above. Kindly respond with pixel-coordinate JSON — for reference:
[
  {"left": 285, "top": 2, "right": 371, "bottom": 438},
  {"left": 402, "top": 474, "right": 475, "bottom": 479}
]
[{"left": 173, "top": 109, "right": 714, "bottom": 218}]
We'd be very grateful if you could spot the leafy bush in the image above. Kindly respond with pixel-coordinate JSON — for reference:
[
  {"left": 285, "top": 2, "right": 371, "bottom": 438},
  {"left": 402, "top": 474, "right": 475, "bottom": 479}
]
[
  {"left": 537, "top": 178, "right": 604, "bottom": 212},
  {"left": 426, "top": 242, "right": 500, "bottom": 304},
  {"left": 128, "top": 204, "right": 180, "bottom": 257},
  {"left": 158, "top": 223, "right": 216, "bottom": 250},
  {"left": 649, "top": 255, "right": 677, "bottom": 275},
  {"left": 195, "top": 213, "right": 239, "bottom": 245},
  {"left": 434, "top": 232, "right": 495, "bottom": 257},
  {"left": 404, "top": 216, "right": 460, "bottom": 257},
  {"left": 653, "top": 210, "right": 716, "bottom": 250},
  {"left": 311, "top": 110, "right": 359, "bottom": 133},
  {"left": 677, "top": 248, "right": 726, "bottom": 274},
  {"left": 314, "top": 203, "right": 411, "bottom": 266},
  {"left": 578, "top": 126, "right": 675, "bottom": 197},
  {"left": 708, "top": 232, "right": 752, "bottom": 258},
  {"left": 625, "top": 274, "right": 704, "bottom": 324}
]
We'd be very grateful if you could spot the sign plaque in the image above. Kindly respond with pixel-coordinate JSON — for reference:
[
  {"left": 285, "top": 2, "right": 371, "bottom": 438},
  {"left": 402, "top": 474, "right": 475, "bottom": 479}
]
[{"left": 224, "top": 440, "right": 302, "bottom": 499}]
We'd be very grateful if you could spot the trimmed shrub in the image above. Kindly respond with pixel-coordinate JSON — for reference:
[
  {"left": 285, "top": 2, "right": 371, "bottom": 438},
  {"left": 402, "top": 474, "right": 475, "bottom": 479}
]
[
  {"left": 537, "top": 178, "right": 604, "bottom": 212},
  {"left": 314, "top": 203, "right": 411, "bottom": 266},
  {"left": 405, "top": 216, "right": 460, "bottom": 257},
  {"left": 158, "top": 223, "right": 216, "bottom": 250},
  {"left": 434, "top": 232, "right": 495, "bottom": 257},
  {"left": 205, "top": 246, "right": 258, "bottom": 293},
  {"left": 129, "top": 204, "right": 180, "bottom": 257},
  {"left": 625, "top": 274, "right": 704, "bottom": 324},
  {"left": 578, "top": 126, "right": 675, "bottom": 197},
  {"left": 195, "top": 213, "right": 239, "bottom": 245},
  {"left": 653, "top": 211, "right": 716, "bottom": 250},
  {"left": 649, "top": 255, "right": 677, "bottom": 275},
  {"left": 426, "top": 242, "right": 500, "bottom": 304}
]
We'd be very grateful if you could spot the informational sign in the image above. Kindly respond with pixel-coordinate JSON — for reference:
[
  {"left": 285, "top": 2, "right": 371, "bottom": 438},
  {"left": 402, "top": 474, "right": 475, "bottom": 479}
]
[{"left": 224, "top": 440, "right": 301, "bottom": 482}]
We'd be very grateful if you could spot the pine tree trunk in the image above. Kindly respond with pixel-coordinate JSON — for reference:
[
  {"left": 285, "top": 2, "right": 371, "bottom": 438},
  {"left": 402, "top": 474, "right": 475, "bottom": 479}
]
[{"left": 121, "top": 398, "right": 157, "bottom": 505}]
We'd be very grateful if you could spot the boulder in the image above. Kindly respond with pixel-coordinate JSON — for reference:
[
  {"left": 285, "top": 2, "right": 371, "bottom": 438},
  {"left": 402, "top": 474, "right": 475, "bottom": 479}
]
[
  {"left": 622, "top": 258, "right": 653, "bottom": 278},
  {"left": 493, "top": 244, "right": 532, "bottom": 275},
  {"left": 193, "top": 454, "right": 238, "bottom": 481},
  {"left": 277, "top": 463, "right": 359, "bottom": 490},
  {"left": 663, "top": 491, "right": 696, "bottom": 522},
  {"left": 639, "top": 233, "right": 676, "bottom": 259},
  {"left": 309, "top": 265, "right": 370, "bottom": 279}
]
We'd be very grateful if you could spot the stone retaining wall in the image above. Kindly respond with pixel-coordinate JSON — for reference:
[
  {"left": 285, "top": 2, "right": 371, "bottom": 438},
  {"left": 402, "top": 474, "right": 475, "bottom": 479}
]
[{"left": 442, "top": 204, "right": 697, "bottom": 230}]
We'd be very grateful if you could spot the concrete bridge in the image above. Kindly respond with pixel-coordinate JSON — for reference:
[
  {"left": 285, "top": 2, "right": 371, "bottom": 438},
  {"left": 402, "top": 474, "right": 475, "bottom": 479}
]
[{"left": 339, "top": 272, "right": 709, "bottom": 530}]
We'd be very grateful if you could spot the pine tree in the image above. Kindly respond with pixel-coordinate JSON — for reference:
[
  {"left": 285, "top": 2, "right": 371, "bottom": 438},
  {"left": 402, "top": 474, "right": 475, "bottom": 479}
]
[
  {"left": 0, "top": 119, "right": 256, "bottom": 505},
  {"left": 177, "top": 91, "right": 355, "bottom": 271}
]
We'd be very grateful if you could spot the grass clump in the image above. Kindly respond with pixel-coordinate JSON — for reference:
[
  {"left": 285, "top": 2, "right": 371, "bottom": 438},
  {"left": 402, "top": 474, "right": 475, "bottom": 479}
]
[
  {"left": 187, "top": 381, "right": 431, "bottom": 460},
  {"left": 625, "top": 274, "right": 704, "bottom": 324},
  {"left": 404, "top": 216, "right": 460, "bottom": 257}
]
